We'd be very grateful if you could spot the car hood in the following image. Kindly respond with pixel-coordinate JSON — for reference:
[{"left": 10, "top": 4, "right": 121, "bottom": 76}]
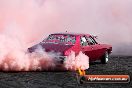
[{"left": 28, "top": 43, "right": 74, "bottom": 54}]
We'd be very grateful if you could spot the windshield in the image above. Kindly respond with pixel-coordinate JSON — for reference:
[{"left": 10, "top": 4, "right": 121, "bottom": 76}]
[{"left": 43, "top": 34, "right": 76, "bottom": 45}]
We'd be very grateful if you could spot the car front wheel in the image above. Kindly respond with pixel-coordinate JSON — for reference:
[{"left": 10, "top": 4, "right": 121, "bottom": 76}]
[{"left": 101, "top": 51, "right": 109, "bottom": 64}]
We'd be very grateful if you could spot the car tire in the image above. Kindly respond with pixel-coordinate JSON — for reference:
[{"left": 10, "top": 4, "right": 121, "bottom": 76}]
[{"left": 101, "top": 51, "right": 109, "bottom": 64}]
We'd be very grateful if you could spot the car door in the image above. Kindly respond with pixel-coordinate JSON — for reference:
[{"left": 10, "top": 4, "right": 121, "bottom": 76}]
[
  {"left": 85, "top": 36, "right": 100, "bottom": 61},
  {"left": 88, "top": 36, "right": 106, "bottom": 59},
  {"left": 80, "top": 36, "right": 94, "bottom": 60}
]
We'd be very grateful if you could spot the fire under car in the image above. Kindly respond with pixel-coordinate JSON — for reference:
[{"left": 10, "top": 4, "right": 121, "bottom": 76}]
[{"left": 28, "top": 33, "right": 112, "bottom": 64}]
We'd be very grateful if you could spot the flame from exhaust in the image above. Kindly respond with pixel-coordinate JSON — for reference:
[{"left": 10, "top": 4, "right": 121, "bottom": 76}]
[{"left": 78, "top": 67, "right": 86, "bottom": 76}]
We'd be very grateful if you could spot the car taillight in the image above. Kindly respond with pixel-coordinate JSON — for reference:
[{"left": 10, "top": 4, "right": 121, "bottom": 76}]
[{"left": 64, "top": 50, "right": 71, "bottom": 56}]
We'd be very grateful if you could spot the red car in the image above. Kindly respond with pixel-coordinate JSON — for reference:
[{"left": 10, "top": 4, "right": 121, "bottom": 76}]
[{"left": 28, "top": 33, "right": 112, "bottom": 64}]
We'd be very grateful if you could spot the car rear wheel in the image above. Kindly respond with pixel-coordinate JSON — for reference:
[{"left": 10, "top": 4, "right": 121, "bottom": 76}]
[{"left": 101, "top": 51, "right": 109, "bottom": 64}]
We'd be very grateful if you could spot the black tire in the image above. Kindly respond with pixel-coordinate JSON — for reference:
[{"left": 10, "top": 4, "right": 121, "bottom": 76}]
[
  {"left": 79, "top": 76, "right": 86, "bottom": 84},
  {"left": 101, "top": 51, "right": 109, "bottom": 64}
]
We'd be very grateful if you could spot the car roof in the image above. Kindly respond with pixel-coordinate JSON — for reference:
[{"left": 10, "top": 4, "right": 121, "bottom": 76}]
[{"left": 50, "top": 32, "right": 91, "bottom": 37}]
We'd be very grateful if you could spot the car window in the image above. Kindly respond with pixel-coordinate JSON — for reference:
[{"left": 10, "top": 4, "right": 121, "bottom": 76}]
[
  {"left": 86, "top": 36, "right": 97, "bottom": 45},
  {"left": 80, "top": 36, "right": 88, "bottom": 46},
  {"left": 43, "top": 34, "right": 76, "bottom": 45},
  {"left": 90, "top": 37, "right": 97, "bottom": 44}
]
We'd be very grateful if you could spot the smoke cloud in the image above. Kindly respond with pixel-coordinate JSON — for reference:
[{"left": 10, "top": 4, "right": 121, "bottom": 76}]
[
  {"left": 0, "top": 0, "right": 132, "bottom": 71},
  {"left": 0, "top": 0, "right": 132, "bottom": 55},
  {"left": 64, "top": 51, "right": 89, "bottom": 70},
  {"left": 0, "top": 33, "right": 57, "bottom": 71},
  {"left": 0, "top": 33, "right": 89, "bottom": 71}
]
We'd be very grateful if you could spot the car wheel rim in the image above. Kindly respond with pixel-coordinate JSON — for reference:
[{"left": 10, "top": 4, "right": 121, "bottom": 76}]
[{"left": 105, "top": 53, "right": 108, "bottom": 62}]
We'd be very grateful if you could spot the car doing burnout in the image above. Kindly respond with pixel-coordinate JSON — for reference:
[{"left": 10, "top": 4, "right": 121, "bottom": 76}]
[{"left": 28, "top": 33, "right": 112, "bottom": 64}]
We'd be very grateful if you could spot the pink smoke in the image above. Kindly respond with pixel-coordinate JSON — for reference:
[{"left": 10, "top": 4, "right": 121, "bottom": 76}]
[
  {"left": 0, "top": 34, "right": 56, "bottom": 71},
  {"left": 64, "top": 51, "right": 89, "bottom": 70},
  {"left": 0, "top": 0, "right": 132, "bottom": 71},
  {"left": 1, "top": 0, "right": 132, "bottom": 55},
  {"left": 0, "top": 31, "right": 89, "bottom": 71}
]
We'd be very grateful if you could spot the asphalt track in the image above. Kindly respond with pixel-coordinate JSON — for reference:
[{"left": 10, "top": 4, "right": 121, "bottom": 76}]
[{"left": 0, "top": 55, "right": 132, "bottom": 88}]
